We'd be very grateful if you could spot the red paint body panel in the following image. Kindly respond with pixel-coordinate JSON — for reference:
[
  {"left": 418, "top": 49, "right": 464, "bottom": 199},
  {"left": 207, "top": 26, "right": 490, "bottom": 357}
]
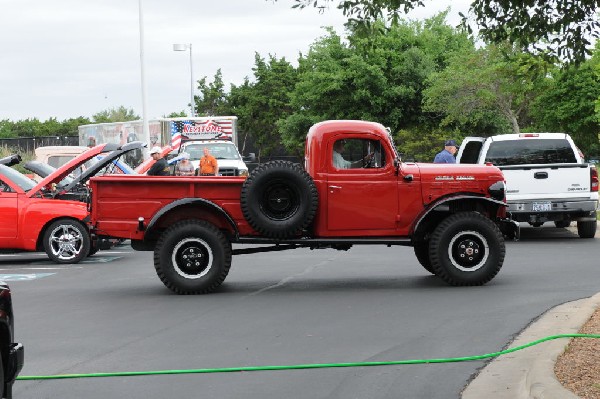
[
  {"left": 0, "top": 191, "right": 87, "bottom": 251},
  {"left": 90, "top": 120, "right": 507, "bottom": 241}
]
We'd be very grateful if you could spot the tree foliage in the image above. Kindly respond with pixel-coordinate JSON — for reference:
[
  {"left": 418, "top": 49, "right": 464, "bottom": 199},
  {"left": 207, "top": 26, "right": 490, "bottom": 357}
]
[
  {"left": 423, "top": 43, "right": 551, "bottom": 134},
  {"left": 92, "top": 106, "right": 139, "bottom": 123},
  {"left": 288, "top": 0, "right": 600, "bottom": 63},
  {"left": 195, "top": 69, "right": 230, "bottom": 116}
]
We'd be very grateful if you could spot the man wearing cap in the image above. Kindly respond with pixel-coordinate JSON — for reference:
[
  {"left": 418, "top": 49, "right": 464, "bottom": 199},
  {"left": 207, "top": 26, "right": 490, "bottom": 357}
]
[
  {"left": 147, "top": 146, "right": 170, "bottom": 176},
  {"left": 433, "top": 139, "right": 458, "bottom": 164}
]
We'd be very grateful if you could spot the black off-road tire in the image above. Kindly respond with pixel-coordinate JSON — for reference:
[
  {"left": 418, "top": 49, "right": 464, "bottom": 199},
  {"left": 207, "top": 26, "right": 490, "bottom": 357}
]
[
  {"left": 413, "top": 242, "right": 435, "bottom": 275},
  {"left": 554, "top": 220, "right": 571, "bottom": 228},
  {"left": 429, "top": 212, "right": 505, "bottom": 286},
  {"left": 241, "top": 161, "right": 318, "bottom": 238},
  {"left": 577, "top": 220, "right": 597, "bottom": 239},
  {"left": 43, "top": 219, "right": 90, "bottom": 264},
  {"left": 154, "top": 220, "right": 232, "bottom": 294}
]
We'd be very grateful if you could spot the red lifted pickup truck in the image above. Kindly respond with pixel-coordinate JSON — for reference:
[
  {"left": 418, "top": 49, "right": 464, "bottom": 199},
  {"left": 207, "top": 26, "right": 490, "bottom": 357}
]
[{"left": 89, "top": 120, "right": 516, "bottom": 294}]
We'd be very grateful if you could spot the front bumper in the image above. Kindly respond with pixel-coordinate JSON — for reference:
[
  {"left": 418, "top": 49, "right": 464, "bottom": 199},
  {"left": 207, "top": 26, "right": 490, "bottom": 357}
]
[{"left": 507, "top": 199, "right": 598, "bottom": 222}]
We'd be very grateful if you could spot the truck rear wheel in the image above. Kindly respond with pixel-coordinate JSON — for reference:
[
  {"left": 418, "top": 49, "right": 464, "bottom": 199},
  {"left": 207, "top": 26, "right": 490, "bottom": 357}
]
[
  {"left": 577, "top": 220, "right": 597, "bottom": 238},
  {"left": 429, "top": 212, "right": 505, "bottom": 286},
  {"left": 154, "top": 220, "right": 232, "bottom": 294},
  {"left": 241, "top": 161, "right": 318, "bottom": 238}
]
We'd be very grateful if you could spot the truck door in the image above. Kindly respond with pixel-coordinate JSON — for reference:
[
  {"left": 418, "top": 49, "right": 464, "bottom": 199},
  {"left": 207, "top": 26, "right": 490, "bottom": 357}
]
[
  {"left": 456, "top": 137, "right": 486, "bottom": 164},
  {"left": 327, "top": 137, "right": 398, "bottom": 231},
  {"left": 0, "top": 179, "right": 18, "bottom": 239}
]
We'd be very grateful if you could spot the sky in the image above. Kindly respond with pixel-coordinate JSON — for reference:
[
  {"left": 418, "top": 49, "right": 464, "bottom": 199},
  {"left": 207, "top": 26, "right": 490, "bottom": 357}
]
[{"left": 0, "top": 0, "right": 472, "bottom": 122}]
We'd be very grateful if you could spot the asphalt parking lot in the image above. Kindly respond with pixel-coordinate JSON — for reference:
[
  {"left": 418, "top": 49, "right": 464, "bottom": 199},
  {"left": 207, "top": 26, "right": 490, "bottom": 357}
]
[{"left": 3, "top": 225, "right": 600, "bottom": 399}]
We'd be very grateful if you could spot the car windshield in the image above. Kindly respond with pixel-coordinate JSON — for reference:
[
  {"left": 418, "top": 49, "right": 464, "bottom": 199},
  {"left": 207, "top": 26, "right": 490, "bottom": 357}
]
[
  {"left": 485, "top": 139, "right": 577, "bottom": 166},
  {"left": 0, "top": 164, "right": 37, "bottom": 191},
  {"left": 181, "top": 143, "right": 241, "bottom": 161}
]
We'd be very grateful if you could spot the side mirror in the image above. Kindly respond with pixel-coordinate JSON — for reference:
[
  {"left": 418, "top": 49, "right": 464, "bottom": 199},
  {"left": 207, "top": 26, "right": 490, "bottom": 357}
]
[{"left": 244, "top": 153, "right": 256, "bottom": 162}]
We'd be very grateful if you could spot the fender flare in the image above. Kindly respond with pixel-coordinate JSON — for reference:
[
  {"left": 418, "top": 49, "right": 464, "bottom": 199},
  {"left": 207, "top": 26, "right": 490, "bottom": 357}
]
[
  {"left": 411, "top": 195, "right": 506, "bottom": 237},
  {"left": 144, "top": 198, "right": 238, "bottom": 239}
]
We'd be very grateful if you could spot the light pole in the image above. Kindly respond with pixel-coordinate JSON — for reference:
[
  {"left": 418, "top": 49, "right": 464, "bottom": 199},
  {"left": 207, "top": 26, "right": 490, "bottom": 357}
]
[{"left": 173, "top": 43, "right": 195, "bottom": 117}]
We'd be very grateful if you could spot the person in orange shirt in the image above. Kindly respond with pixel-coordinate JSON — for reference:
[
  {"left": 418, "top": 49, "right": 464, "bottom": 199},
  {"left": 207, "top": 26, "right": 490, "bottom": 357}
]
[{"left": 199, "top": 147, "right": 218, "bottom": 176}]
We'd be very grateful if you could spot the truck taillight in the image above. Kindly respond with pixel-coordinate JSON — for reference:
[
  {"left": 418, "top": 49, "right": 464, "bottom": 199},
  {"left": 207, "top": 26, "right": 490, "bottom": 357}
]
[
  {"left": 519, "top": 133, "right": 539, "bottom": 138},
  {"left": 591, "top": 167, "right": 599, "bottom": 192}
]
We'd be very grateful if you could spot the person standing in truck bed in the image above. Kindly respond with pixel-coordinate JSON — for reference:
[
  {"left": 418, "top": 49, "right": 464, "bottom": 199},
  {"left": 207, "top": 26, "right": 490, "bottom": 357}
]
[
  {"left": 199, "top": 147, "right": 218, "bottom": 176},
  {"left": 147, "top": 146, "right": 170, "bottom": 176}
]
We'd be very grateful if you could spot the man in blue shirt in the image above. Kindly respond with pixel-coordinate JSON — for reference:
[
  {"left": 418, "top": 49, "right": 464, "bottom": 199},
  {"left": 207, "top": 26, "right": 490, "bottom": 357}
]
[{"left": 433, "top": 139, "right": 458, "bottom": 163}]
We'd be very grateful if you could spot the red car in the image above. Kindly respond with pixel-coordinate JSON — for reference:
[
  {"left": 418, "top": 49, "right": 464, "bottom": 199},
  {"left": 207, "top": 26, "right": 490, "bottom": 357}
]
[{"left": 0, "top": 142, "right": 144, "bottom": 263}]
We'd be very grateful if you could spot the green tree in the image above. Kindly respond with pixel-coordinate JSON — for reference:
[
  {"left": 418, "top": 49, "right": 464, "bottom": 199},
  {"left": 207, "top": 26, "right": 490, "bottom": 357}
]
[
  {"left": 279, "top": 15, "right": 473, "bottom": 155},
  {"left": 286, "top": 0, "right": 599, "bottom": 63},
  {"left": 229, "top": 54, "right": 298, "bottom": 159},
  {"left": 530, "top": 51, "right": 600, "bottom": 156},
  {"left": 195, "top": 69, "right": 230, "bottom": 116},
  {"left": 423, "top": 43, "right": 550, "bottom": 134},
  {"left": 92, "top": 106, "right": 139, "bottom": 123}
]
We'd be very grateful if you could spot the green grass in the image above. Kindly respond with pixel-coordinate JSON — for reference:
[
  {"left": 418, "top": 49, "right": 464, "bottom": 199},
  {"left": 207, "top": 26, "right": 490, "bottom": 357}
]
[{"left": 0, "top": 146, "right": 35, "bottom": 174}]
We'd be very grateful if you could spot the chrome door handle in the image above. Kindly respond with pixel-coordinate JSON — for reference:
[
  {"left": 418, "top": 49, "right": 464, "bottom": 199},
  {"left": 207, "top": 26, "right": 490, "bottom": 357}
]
[{"left": 329, "top": 185, "right": 342, "bottom": 189}]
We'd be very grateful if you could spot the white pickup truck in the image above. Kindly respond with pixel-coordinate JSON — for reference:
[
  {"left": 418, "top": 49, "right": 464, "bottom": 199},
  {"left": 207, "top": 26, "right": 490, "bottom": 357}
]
[{"left": 457, "top": 133, "right": 599, "bottom": 238}]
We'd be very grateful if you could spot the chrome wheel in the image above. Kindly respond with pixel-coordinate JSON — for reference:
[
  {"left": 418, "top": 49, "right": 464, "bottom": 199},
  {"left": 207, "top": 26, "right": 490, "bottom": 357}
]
[
  {"left": 48, "top": 223, "right": 85, "bottom": 261},
  {"left": 172, "top": 238, "right": 213, "bottom": 279}
]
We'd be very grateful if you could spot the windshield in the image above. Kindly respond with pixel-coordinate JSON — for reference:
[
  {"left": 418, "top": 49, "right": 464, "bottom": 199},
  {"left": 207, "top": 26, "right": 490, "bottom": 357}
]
[
  {"left": 181, "top": 142, "right": 241, "bottom": 161},
  {"left": 485, "top": 139, "right": 577, "bottom": 166},
  {"left": 0, "top": 164, "right": 37, "bottom": 191}
]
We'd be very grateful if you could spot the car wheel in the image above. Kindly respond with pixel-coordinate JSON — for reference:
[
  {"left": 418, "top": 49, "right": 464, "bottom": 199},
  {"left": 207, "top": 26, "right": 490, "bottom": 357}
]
[
  {"left": 577, "top": 220, "right": 597, "bottom": 239},
  {"left": 154, "top": 220, "right": 232, "bottom": 294},
  {"left": 413, "top": 241, "right": 435, "bottom": 275},
  {"left": 43, "top": 219, "right": 90, "bottom": 264},
  {"left": 429, "top": 212, "right": 505, "bottom": 286}
]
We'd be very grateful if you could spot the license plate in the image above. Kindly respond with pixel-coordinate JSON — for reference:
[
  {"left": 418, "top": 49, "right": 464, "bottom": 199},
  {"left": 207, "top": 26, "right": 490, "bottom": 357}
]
[{"left": 532, "top": 202, "right": 552, "bottom": 212}]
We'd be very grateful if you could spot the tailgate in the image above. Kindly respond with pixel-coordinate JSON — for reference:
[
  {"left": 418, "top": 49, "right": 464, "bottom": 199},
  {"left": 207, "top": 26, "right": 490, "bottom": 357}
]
[{"left": 501, "top": 164, "right": 591, "bottom": 200}]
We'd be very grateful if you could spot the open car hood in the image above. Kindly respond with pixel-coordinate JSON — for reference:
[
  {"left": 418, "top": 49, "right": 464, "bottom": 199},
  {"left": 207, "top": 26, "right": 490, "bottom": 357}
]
[
  {"left": 27, "top": 142, "right": 145, "bottom": 197},
  {"left": 23, "top": 160, "right": 56, "bottom": 179},
  {"left": 0, "top": 154, "right": 22, "bottom": 167},
  {"left": 61, "top": 141, "right": 146, "bottom": 192}
]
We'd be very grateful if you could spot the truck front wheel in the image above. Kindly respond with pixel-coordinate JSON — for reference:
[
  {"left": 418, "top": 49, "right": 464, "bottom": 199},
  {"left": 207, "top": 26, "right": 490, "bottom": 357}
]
[
  {"left": 429, "top": 212, "right": 505, "bottom": 286},
  {"left": 154, "top": 220, "right": 232, "bottom": 294}
]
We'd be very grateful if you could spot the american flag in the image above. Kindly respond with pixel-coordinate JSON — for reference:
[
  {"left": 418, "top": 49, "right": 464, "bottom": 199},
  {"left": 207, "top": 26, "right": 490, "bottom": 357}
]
[{"left": 170, "top": 119, "right": 234, "bottom": 150}]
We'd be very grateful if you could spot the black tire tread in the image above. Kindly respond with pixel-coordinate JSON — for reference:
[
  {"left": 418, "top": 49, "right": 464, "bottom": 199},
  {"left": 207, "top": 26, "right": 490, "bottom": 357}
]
[
  {"left": 429, "top": 212, "right": 505, "bottom": 286},
  {"left": 154, "top": 219, "right": 232, "bottom": 294},
  {"left": 577, "top": 220, "right": 597, "bottom": 239}
]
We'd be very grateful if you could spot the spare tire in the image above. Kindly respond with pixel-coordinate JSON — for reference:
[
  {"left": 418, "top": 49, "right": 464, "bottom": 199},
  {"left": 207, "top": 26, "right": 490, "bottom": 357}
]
[{"left": 241, "top": 161, "right": 318, "bottom": 238}]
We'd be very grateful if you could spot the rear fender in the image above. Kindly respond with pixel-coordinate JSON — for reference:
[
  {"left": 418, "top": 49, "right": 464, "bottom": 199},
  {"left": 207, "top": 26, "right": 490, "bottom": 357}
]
[
  {"left": 144, "top": 198, "right": 238, "bottom": 241},
  {"left": 411, "top": 195, "right": 506, "bottom": 241}
]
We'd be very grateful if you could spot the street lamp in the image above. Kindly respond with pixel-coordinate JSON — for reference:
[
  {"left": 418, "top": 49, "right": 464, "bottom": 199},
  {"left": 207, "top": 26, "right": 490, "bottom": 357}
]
[{"left": 173, "top": 43, "right": 195, "bottom": 117}]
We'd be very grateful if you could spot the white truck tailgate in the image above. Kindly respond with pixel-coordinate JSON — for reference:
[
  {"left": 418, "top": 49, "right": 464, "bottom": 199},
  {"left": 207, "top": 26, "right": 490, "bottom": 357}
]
[{"left": 501, "top": 164, "right": 591, "bottom": 200}]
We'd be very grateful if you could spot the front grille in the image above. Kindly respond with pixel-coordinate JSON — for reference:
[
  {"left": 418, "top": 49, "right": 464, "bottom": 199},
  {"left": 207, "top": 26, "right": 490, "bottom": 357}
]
[{"left": 219, "top": 168, "right": 237, "bottom": 176}]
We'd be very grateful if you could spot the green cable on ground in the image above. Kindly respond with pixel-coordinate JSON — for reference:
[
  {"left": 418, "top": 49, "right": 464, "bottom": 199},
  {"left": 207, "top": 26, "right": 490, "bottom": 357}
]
[{"left": 17, "top": 333, "right": 600, "bottom": 381}]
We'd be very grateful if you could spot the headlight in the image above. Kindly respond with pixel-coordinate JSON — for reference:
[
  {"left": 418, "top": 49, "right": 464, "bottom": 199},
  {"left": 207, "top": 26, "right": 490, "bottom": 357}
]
[
  {"left": 488, "top": 181, "right": 505, "bottom": 201},
  {"left": 239, "top": 169, "right": 249, "bottom": 177}
]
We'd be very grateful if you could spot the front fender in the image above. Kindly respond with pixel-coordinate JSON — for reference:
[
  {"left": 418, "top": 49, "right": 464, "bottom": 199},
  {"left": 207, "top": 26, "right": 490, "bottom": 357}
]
[{"left": 411, "top": 194, "right": 506, "bottom": 238}]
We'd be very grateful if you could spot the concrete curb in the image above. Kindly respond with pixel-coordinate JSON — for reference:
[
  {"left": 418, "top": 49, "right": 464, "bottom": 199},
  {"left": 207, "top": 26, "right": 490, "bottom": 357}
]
[{"left": 462, "top": 292, "right": 600, "bottom": 399}]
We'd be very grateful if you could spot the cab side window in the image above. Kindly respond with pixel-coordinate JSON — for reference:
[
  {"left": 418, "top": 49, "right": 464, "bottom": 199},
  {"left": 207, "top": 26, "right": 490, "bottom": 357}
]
[{"left": 332, "top": 138, "right": 385, "bottom": 170}]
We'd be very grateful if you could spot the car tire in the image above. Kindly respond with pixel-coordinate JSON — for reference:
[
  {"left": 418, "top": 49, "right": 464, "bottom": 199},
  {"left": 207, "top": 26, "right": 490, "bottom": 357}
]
[
  {"left": 429, "top": 212, "right": 505, "bottom": 286},
  {"left": 154, "top": 220, "right": 232, "bottom": 294},
  {"left": 43, "top": 219, "right": 90, "bottom": 264},
  {"left": 554, "top": 220, "right": 571, "bottom": 228},
  {"left": 577, "top": 220, "right": 597, "bottom": 239},
  {"left": 413, "top": 242, "right": 435, "bottom": 275},
  {"left": 241, "top": 161, "right": 318, "bottom": 238}
]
